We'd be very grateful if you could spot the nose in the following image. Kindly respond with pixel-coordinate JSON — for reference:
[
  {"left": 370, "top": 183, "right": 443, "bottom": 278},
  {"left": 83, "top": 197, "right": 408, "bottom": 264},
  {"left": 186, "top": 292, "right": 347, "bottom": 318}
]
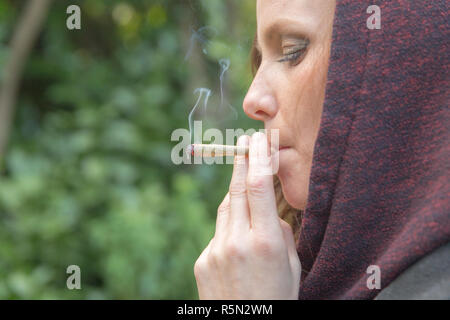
[{"left": 243, "top": 70, "right": 278, "bottom": 122}]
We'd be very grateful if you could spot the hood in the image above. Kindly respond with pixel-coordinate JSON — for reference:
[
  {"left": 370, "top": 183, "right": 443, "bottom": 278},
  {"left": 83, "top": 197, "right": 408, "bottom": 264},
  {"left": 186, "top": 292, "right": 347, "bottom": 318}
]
[{"left": 297, "top": 0, "right": 450, "bottom": 299}]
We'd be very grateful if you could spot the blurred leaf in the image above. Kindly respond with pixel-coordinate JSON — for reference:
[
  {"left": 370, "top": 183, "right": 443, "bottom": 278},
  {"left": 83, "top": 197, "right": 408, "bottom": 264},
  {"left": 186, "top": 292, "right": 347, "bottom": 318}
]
[{"left": 0, "top": 0, "right": 256, "bottom": 299}]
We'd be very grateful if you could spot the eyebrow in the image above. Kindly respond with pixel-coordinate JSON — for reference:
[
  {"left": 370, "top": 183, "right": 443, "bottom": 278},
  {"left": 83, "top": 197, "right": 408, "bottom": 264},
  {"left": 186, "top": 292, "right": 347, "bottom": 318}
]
[{"left": 257, "top": 17, "right": 311, "bottom": 52}]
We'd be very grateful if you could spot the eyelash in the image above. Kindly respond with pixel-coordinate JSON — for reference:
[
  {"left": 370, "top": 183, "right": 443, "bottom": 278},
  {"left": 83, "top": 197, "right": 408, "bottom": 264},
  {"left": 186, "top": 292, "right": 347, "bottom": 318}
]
[{"left": 277, "top": 47, "right": 308, "bottom": 66}]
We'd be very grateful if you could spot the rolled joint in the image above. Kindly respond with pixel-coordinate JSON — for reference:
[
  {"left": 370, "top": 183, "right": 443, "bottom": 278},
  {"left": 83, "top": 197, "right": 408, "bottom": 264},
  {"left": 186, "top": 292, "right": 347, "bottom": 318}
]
[{"left": 187, "top": 144, "right": 249, "bottom": 158}]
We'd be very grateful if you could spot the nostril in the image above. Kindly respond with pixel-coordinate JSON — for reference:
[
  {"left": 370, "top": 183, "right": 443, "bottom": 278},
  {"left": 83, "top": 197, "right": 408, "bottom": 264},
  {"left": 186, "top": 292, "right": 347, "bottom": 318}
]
[
  {"left": 243, "top": 87, "right": 277, "bottom": 121},
  {"left": 255, "top": 110, "right": 267, "bottom": 119}
]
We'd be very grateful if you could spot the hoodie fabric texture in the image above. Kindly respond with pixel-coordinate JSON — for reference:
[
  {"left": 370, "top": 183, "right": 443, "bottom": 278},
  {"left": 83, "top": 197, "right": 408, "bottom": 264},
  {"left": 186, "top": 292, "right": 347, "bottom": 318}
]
[{"left": 297, "top": 0, "right": 449, "bottom": 299}]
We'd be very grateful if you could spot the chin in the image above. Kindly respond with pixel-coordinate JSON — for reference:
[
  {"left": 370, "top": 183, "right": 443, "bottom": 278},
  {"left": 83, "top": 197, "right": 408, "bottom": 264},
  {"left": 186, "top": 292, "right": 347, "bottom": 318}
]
[
  {"left": 277, "top": 171, "right": 309, "bottom": 210},
  {"left": 276, "top": 148, "right": 312, "bottom": 210}
]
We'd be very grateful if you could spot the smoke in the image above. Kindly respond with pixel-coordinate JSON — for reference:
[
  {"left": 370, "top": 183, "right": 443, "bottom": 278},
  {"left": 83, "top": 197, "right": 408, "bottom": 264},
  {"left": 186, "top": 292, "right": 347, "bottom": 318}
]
[
  {"left": 188, "top": 88, "right": 211, "bottom": 143},
  {"left": 219, "top": 58, "right": 230, "bottom": 106},
  {"left": 185, "top": 27, "right": 238, "bottom": 143},
  {"left": 218, "top": 58, "right": 238, "bottom": 121},
  {"left": 184, "top": 26, "right": 217, "bottom": 61}
]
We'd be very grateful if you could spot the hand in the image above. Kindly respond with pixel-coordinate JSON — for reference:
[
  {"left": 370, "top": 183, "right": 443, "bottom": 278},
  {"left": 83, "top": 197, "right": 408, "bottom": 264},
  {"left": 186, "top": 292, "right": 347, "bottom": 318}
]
[{"left": 194, "top": 132, "right": 301, "bottom": 299}]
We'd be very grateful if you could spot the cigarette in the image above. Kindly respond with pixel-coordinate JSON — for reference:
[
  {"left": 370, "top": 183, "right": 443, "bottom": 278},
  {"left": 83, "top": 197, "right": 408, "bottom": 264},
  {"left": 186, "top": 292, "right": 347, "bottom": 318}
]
[{"left": 188, "top": 144, "right": 249, "bottom": 158}]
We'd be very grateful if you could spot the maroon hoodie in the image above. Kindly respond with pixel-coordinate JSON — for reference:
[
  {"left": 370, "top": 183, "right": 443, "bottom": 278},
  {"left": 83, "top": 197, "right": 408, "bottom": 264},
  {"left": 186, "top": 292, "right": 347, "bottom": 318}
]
[{"left": 297, "top": 0, "right": 449, "bottom": 299}]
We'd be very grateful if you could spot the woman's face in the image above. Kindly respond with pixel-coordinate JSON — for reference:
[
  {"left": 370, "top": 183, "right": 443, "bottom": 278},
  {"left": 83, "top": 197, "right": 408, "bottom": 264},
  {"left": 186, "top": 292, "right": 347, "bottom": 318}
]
[{"left": 243, "top": 0, "right": 336, "bottom": 210}]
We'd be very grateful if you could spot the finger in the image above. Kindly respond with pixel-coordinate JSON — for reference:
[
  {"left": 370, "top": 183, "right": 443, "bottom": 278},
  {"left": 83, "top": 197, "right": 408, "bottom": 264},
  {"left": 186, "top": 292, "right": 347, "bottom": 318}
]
[
  {"left": 228, "top": 135, "right": 250, "bottom": 231},
  {"left": 280, "top": 219, "right": 302, "bottom": 276},
  {"left": 280, "top": 219, "right": 298, "bottom": 259},
  {"left": 247, "top": 132, "right": 281, "bottom": 234},
  {"left": 214, "top": 193, "right": 230, "bottom": 245}
]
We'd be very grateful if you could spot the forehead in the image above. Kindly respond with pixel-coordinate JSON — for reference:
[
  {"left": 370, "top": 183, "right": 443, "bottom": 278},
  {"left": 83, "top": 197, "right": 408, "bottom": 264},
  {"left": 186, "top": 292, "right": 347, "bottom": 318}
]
[
  {"left": 256, "top": 0, "right": 330, "bottom": 39},
  {"left": 257, "top": 0, "right": 328, "bottom": 18}
]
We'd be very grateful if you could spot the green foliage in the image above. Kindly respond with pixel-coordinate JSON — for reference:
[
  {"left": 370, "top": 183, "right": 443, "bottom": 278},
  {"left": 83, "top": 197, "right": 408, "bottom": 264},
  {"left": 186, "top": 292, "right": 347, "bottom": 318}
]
[{"left": 0, "top": 0, "right": 257, "bottom": 299}]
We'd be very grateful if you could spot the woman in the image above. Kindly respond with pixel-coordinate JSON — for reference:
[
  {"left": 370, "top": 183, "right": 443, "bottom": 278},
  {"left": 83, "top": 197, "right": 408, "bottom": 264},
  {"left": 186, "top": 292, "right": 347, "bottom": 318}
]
[{"left": 194, "top": 0, "right": 449, "bottom": 299}]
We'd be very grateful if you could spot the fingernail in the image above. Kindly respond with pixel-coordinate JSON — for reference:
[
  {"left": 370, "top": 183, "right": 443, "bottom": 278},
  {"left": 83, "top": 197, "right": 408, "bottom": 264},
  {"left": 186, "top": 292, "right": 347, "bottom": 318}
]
[
  {"left": 237, "top": 135, "right": 249, "bottom": 147},
  {"left": 252, "top": 132, "right": 265, "bottom": 143}
]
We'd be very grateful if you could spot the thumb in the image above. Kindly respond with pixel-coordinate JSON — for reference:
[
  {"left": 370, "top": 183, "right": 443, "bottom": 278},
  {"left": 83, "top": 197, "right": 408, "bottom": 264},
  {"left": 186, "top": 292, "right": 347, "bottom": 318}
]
[{"left": 279, "top": 219, "right": 301, "bottom": 272}]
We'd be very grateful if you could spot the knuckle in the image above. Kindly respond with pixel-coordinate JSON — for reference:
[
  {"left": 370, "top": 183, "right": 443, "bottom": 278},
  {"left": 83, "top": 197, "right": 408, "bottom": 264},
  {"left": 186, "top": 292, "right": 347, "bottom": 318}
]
[
  {"left": 217, "top": 201, "right": 229, "bottom": 216},
  {"left": 193, "top": 259, "right": 207, "bottom": 278},
  {"left": 252, "top": 236, "right": 280, "bottom": 257},
  {"left": 246, "top": 175, "right": 267, "bottom": 196},
  {"left": 229, "top": 182, "right": 247, "bottom": 197},
  {"left": 224, "top": 241, "right": 246, "bottom": 261},
  {"left": 208, "top": 250, "right": 223, "bottom": 267},
  {"left": 234, "top": 153, "right": 247, "bottom": 165}
]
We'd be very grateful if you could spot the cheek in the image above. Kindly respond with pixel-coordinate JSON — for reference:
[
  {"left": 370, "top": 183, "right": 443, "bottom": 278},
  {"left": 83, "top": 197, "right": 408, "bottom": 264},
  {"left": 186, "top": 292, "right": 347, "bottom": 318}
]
[
  {"left": 277, "top": 48, "right": 330, "bottom": 210},
  {"left": 295, "top": 48, "right": 330, "bottom": 138}
]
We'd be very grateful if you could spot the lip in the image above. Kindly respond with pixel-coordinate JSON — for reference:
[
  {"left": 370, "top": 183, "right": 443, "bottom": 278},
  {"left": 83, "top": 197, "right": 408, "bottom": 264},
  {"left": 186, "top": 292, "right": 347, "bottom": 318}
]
[
  {"left": 277, "top": 146, "right": 292, "bottom": 153},
  {"left": 271, "top": 146, "right": 290, "bottom": 158},
  {"left": 265, "top": 130, "right": 290, "bottom": 152},
  {"left": 268, "top": 144, "right": 290, "bottom": 153},
  {"left": 268, "top": 144, "right": 290, "bottom": 154}
]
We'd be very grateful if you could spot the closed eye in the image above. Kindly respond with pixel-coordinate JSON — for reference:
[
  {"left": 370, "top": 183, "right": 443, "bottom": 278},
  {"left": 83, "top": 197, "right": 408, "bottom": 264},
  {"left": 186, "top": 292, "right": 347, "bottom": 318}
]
[
  {"left": 277, "top": 48, "right": 307, "bottom": 66},
  {"left": 277, "top": 40, "right": 309, "bottom": 66}
]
